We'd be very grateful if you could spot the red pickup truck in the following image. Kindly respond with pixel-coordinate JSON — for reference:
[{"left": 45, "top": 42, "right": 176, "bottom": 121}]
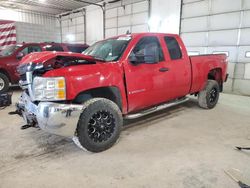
[
  {"left": 0, "top": 42, "right": 89, "bottom": 93},
  {"left": 16, "top": 33, "right": 228, "bottom": 152}
]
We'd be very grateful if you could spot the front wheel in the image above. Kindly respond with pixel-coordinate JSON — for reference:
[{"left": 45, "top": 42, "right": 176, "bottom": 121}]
[
  {"left": 76, "top": 98, "right": 123, "bottom": 152},
  {"left": 0, "top": 73, "right": 9, "bottom": 93},
  {"left": 198, "top": 80, "right": 220, "bottom": 109}
]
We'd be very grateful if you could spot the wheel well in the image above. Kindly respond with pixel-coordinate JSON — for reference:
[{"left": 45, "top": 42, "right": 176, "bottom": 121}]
[
  {"left": 208, "top": 68, "right": 223, "bottom": 91},
  {"left": 73, "top": 87, "right": 122, "bottom": 110},
  {"left": 0, "top": 69, "right": 11, "bottom": 82}
]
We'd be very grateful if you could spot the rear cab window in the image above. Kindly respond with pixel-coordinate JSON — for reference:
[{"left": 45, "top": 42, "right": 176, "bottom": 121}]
[
  {"left": 164, "top": 36, "right": 182, "bottom": 60},
  {"left": 45, "top": 45, "right": 64, "bottom": 52},
  {"left": 67, "top": 45, "right": 88, "bottom": 53}
]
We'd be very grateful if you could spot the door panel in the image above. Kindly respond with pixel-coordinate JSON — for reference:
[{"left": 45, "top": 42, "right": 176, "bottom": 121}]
[
  {"left": 162, "top": 36, "right": 191, "bottom": 99},
  {"left": 124, "top": 61, "right": 170, "bottom": 112},
  {"left": 124, "top": 36, "right": 170, "bottom": 112}
]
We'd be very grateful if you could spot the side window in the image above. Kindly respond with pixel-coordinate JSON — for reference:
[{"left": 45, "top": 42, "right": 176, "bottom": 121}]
[
  {"left": 45, "top": 45, "right": 64, "bottom": 52},
  {"left": 20, "top": 45, "right": 41, "bottom": 55},
  {"left": 131, "top": 36, "right": 164, "bottom": 63},
  {"left": 20, "top": 47, "right": 28, "bottom": 55},
  {"left": 164, "top": 36, "right": 182, "bottom": 60},
  {"left": 28, "top": 46, "right": 42, "bottom": 53}
]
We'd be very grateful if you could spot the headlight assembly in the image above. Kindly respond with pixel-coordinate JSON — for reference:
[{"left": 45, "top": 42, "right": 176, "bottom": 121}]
[{"left": 33, "top": 77, "right": 66, "bottom": 101}]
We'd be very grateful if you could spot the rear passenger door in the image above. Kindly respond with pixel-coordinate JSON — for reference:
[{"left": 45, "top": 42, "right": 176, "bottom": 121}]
[{"left": 162, "top": 36, "right": 191, "bottom": 99}]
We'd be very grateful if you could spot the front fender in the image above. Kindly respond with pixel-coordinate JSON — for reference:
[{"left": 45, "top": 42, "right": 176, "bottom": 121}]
[{"left": 43, "top": 63, "right": 128, "bottom": 114}]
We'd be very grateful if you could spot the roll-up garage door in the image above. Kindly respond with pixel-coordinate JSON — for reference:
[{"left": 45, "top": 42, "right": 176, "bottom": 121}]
[
  {"left": 180, "top": 0, "right": 250, "bottom": 95},
  {"left": 105, "top": 0, "right": 149, "bottom": 38}
]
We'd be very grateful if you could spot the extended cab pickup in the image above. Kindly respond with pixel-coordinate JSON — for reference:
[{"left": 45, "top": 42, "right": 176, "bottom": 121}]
[{"left": 16, "top": 33, "right": 228, "bottom": 152}]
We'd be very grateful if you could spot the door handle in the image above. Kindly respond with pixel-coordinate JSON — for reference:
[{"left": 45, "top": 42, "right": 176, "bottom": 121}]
[{"left": 159, "top": 67, "right": 169, "bottom": 72}]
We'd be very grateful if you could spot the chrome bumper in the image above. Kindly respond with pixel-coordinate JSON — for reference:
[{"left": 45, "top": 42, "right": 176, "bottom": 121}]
[{"left": 17, "top": 92, "right": 83, "bottom": 137}]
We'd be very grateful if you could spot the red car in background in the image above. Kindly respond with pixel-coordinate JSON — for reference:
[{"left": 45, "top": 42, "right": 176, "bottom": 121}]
[{"left": 0, "top": 42, "right": 89, "bottom": 93}]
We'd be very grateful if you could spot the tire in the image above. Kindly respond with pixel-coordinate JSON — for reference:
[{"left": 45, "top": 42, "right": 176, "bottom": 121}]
[
  {"left": 77, "top": 98, "right": 123, "bottom": 152},
  {"left": 0, "top": 73, "right": 9, "bottom": 94},
  {"left": 198, "top": 80, "right": 220, "bottom": 109}
]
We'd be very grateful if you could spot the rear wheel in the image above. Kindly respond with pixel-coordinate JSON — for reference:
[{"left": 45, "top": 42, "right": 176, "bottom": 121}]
[
  {"left": 0, "top": 73, "right": 9, "bottom": 93},
  {"left": 77, "top": 98, "right": 123, "bottom": 152},
  {"left": 198, "top": 80, "right": 220, "bottom": 109}
]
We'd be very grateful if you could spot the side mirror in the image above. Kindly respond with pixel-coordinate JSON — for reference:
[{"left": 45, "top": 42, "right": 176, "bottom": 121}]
[
  {"left": 129, "top": 53, "right": 157, "bottom": 65},
  {"left": 129, "top": 54, "right": 139, "bottom": 65},
  {"left": 16, "top": 52, "right": 25, "bottom": 60}
]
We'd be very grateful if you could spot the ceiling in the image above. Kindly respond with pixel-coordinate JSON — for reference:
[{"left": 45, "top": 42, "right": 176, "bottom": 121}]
[{"left": 0, "top": 0, "right": 104, "bottom": 15}]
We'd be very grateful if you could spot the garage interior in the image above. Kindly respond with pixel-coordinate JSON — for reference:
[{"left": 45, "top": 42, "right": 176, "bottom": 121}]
[{"left": 0, "top": 0, "right": 250, "bottom": 187}]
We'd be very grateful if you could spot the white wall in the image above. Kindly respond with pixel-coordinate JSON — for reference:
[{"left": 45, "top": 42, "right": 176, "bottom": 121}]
[
  {"left": 105, "top": 0, "right": 150, "bottom": 38},
  {"left": 86, "top": 5, "right": 103, "bottom": 45},
  {"left": 150, "top": 0, "right": 181, "bottom": 34},
  {"left": 16, "top": 22, "right": 60, "bottom": 43},
  {"left": 58, "top": 0, "right": 182, "bottom": 45},
  {"left": 60, "top": 5, "right": 103, "bottom": 45},
  {"left": 180, "top": 0, "right": 250, "bottom": 96},
  {"left": 0, "top": 8, "right": 59, "bottom": 43},
  {"left": 60, "top": 11, "right": 86, "bottom": 44}
]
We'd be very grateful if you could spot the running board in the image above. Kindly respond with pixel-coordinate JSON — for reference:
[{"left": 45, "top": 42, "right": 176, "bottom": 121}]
[{"left": 124, "top": 97, "right": 189, "bottom": 119}]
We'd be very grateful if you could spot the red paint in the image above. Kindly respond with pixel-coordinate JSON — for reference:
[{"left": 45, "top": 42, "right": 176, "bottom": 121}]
[
  {"left": 0, "top": 42, "right": 89, "bottom": 84},
  {"left": 19, "top": 33, "right": 228, "bottom": 115}
]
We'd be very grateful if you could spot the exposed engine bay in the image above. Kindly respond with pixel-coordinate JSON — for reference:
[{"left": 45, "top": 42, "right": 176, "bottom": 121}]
[{"left": 17, "top": 55, "right": 97, "bottom": 87}]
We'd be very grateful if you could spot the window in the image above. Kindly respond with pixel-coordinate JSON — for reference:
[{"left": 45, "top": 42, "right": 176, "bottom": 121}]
[
  {"left": 245, "top": 51, "right": 250, "bottom": 58},
  {"left": 131, "top": 36, "right": 164, "bottom": 63},
  {"left": 45, "top": 45, "right": 64, "bottom": 52},
  {"left": 84, "top": 37, "right": 131, "bottom": 61},
  {"left": 20, "top": 45, "right": 42, "bottom": 55},
  {"left": 67, "top": 45, "right": 88, "bottom": 53},
  {"left": 164, "top": 36, "right": 182, "bottom": 60}
]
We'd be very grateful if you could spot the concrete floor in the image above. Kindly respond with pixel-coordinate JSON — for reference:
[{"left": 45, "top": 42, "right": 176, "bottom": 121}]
[{"left": 0, "top": 90, "right": 250, "bottom": 188}]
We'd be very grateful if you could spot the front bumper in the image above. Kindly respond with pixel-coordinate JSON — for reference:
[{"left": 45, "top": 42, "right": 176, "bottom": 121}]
[{"left": 17, "top": 92, "right": 83, "bottom": 137}]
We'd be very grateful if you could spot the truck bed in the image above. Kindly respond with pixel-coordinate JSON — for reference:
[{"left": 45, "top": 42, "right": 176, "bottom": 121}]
[{"left": 189, "top": 54, "right": 228, "bottom": 94}]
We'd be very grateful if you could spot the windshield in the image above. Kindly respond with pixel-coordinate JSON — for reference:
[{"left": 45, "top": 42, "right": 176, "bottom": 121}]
[
  {"left": 83, "top": 36, "right": 131, "bottom": 61},
  {"left": 0, "top": 45, "right": 21, "bottom": 57}
]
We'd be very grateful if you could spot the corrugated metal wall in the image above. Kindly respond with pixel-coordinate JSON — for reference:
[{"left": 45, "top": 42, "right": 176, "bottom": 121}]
[
  {"left": 180, "top": 0, "right": 250, "bottom": 96},
  {"left": 60, "top": 11, "right": 86, "bottom": 43},
  {"left": 105, "top": 0, "right": 149, "bottom": 38},
  {"left": 59, "top": 5, "right": 103, "bottom": 45},
  {"left": 59, "top": 0, "right": 150, "bottom": 45}
]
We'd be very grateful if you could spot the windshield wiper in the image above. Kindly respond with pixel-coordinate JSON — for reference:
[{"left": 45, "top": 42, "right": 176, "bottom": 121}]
[{"left": 89, "top": 55, "right": 106, "bottom": 62}]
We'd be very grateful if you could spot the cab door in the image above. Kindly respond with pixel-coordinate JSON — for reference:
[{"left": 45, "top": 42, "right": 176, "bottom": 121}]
[
  {"left": 161, "top": 36, "right": 192, "bottom": 99},
  {"left": 123, "top": 36, "right": 170, "bottom": 113}
]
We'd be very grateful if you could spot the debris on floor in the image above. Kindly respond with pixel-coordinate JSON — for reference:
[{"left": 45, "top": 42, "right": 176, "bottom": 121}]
[
  {"left": 224, "top": 168, "right": 250, "bottom": 188},
  {"left": 236, "top": 146, "right": 250, "bottom": 151}
]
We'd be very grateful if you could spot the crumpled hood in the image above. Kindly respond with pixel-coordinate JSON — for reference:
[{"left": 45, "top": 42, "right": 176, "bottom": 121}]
[{"left": 19, "top": 51, "right": 100, "bottom": 65}]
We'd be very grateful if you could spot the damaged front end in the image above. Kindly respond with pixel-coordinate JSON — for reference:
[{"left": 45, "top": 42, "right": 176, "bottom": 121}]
[
  {"left": 16, "top": 90, "right": 83, "bottom": 137},
  {"left": 15, "top": 53, "right": 94, "bottom": 137},
  {"left": 16, "top": 62, "right": 84, "bottom": 137}
]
